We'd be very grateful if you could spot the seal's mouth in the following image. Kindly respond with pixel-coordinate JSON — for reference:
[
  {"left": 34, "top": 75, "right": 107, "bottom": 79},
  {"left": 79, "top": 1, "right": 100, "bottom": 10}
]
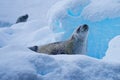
[{"left": 76, "top": 24, "right": 89, "bottom": 33}]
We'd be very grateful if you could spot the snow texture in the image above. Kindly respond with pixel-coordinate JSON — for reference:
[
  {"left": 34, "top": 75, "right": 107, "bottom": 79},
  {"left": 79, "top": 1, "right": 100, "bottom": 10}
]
[
  {"left": 103, "top": 36, "right": 120, "bottom": 63},
  {"left": 0, "top": 0, "right": 58, "bottom": 24},
  {"left": 0, "top": 45, "right": 120, "bottom": 80},
  {"left": 0, "top": 20, "right": 56, "bottom": 47},
  {"left": 0, "top": 21, "right": 12, "bottom": 27}
]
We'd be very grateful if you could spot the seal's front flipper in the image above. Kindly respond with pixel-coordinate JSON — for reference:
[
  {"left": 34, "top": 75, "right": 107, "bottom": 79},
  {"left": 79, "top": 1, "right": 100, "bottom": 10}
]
[{"left": 29, "top": 46, "right": 38, "bottom": 52}]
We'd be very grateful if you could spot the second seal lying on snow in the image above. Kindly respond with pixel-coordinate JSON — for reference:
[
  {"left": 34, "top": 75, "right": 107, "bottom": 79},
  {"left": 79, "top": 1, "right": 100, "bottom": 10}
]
[{"left": 29, "top": 24, "right": 89, "bottom": 55}]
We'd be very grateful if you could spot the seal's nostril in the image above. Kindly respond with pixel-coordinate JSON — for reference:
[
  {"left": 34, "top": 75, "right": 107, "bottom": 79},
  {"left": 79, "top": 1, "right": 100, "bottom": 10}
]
[
  {"left": 83, "top": 24, "right": 88, "bottom": 28},
  {"left": 82, "top": 24, "right": 89, "bottom": 31}
]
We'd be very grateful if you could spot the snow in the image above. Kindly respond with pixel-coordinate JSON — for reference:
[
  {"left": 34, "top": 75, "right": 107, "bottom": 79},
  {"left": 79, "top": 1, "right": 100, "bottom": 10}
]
[
  {"left": 0, "top": 0, "right": 120, "bottom": 80},
  {"left": 0, "top": 21, "right": 12, "bottom": 27},
  {"left": 0, "top": 0, "right": 58, "bottom": 24},
  {"left": 0, "top": 20, "right": 56, "bottom": 47},
  {"left": 81, "top": 0, "right": 120, "bottom": 21},
  {"left": 0, "top": 45, "right": 120, "bottom": 80},
  {"left": 0, "top": 28, "right": 11, "bottom": 47},
  {"left": 48, "top": 0, "right": 120, "bottom": 58},
  {"left": 0, "top": 45, "right": 40, "bottom": 80},
  {"left": 103, "top": 36, "right": 120, "bottom": 63}
]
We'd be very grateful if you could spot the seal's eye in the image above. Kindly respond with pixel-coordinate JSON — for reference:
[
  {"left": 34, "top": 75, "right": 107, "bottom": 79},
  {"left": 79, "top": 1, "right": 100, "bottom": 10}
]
[{"left": 76, "top": 27, "right": 80, "bottom": 33}]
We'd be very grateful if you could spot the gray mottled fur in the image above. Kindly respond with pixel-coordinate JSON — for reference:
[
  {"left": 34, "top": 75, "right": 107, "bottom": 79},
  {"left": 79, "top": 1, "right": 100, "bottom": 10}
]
[{"left": 29, "top": 24, "right": 89, "bottom": 55}]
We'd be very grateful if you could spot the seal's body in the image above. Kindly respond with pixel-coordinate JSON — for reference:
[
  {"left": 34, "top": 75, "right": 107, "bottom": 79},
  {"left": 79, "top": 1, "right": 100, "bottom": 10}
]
[
  {"left": 16, "top": 14, "right": 29, "bottom": 23},
  {"left": 29, "top": 24, "right": 89, "bottom": 55}
]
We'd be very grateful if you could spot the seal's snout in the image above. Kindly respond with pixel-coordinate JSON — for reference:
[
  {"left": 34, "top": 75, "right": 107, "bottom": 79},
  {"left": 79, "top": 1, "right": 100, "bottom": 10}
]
[
  {"left": 77, "top": 24, "right": 89, "bottom": 33},
  {"left": 83, "top": 24, "right": 88, "bottom": 31}
]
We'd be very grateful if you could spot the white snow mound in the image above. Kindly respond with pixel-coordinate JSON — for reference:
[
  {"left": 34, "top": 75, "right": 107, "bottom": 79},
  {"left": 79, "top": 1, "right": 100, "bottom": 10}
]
[
  {"left": 103, "top": 35, "right": 120, "bottom": 63},
  {"left": 0, "top": 45, "right": 120, "bottom": 80}
]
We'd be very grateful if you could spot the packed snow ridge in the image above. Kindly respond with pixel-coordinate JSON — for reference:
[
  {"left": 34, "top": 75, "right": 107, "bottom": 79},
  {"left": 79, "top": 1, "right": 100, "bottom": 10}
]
[{"left": 0, "top": 45, "right": 120, "bottom": 80}]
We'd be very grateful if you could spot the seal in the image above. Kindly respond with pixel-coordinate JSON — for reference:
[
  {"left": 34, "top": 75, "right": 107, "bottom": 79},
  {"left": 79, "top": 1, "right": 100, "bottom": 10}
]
[
  {"left": 16, "top": 14, "right": 29, "bottom": 23},
  {"left": 29, "top": 24, "right": 89, "bottom": 55}
]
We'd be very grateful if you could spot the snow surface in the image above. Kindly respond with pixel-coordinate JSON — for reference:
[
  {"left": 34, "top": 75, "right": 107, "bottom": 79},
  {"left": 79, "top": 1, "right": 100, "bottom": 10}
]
[
  {"left": 103, "top": 36, "right": 120, "bottom": 63},
  {"left": 0, "top": 20, "right": 56, "bottom": 47},
  {"left": 0, "top": 0, "right": 59, "bottom": 24},
  {"left": 48, "top": 0, "right": 120, "bottom": 58},
  {"left": 0, "top": 21, "right": 12, "bottom": 27},
  {"left": 81, "top": 0, "right": 120, "bottom": 21},
  {"left": 0, "top": 0, "right": 120, "bottom": 80},
  {"left": 0, "top": 45, "right": 120, "bottom": 80}
]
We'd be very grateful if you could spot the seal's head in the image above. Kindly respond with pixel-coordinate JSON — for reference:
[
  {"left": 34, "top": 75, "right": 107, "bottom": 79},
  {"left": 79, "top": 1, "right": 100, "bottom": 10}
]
[{"left": 72, "top": 24, "right": 89, "bottom": 41}]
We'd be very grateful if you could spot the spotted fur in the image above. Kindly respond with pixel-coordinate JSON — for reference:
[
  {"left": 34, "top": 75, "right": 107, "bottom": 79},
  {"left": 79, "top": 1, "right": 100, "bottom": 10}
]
[{"left": 29, "top": 24, "right": 89, "bottom": 55}]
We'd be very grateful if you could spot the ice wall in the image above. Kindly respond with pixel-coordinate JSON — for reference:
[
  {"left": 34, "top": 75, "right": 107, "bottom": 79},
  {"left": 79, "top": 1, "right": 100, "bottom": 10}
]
[{"left": 48, "top": 0, "right": 120, "bottom": 58}]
